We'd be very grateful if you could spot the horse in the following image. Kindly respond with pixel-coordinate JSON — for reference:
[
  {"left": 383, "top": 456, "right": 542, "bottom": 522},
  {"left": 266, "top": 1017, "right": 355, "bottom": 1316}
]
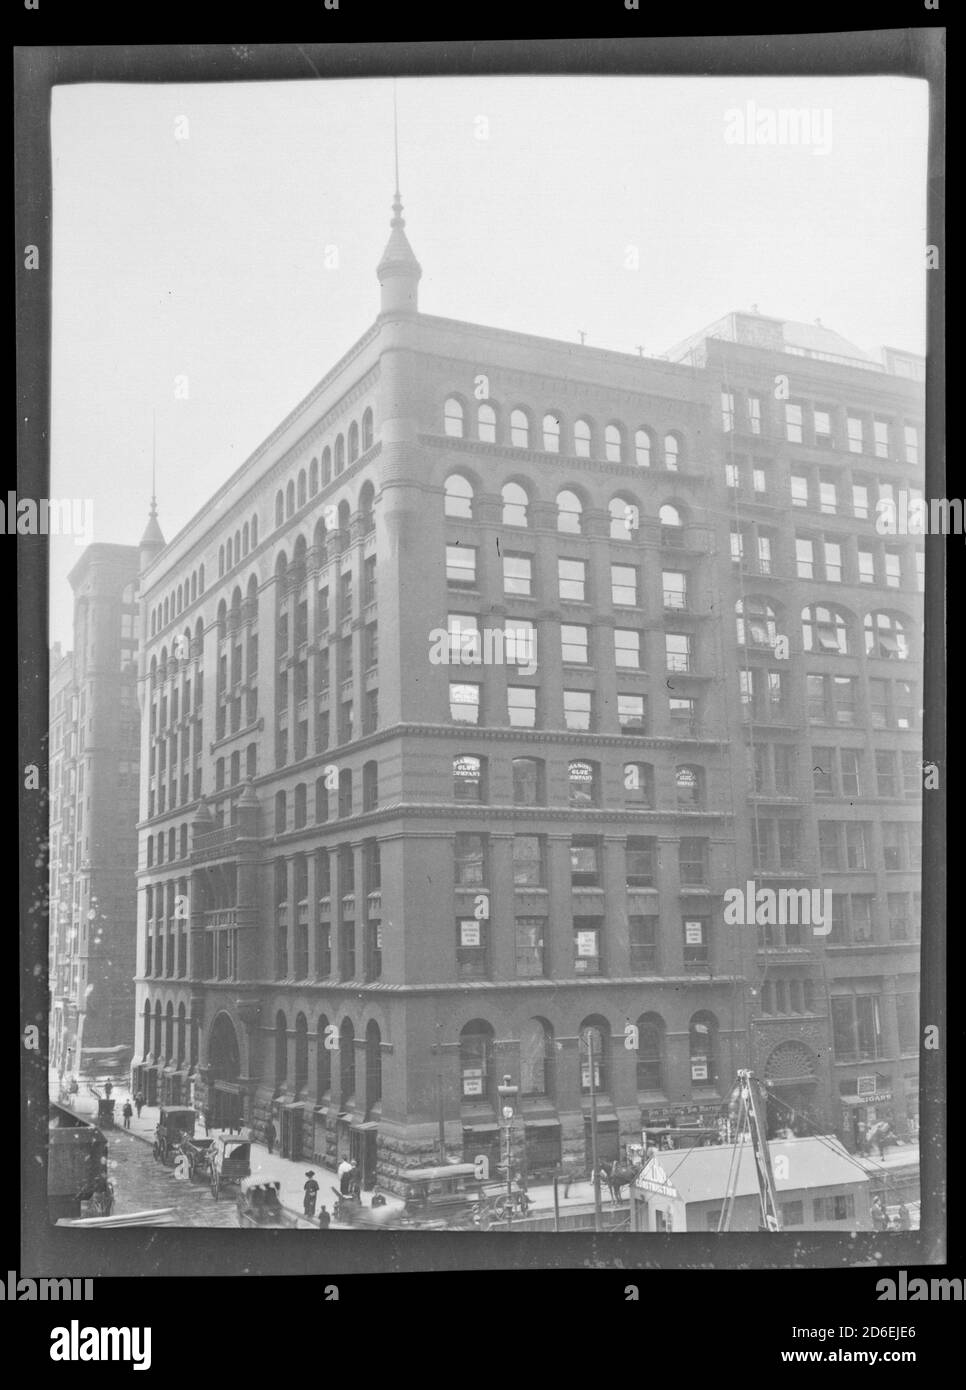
[{"left": 606, "top": 1163, "right": 642, "bottom": 1202}]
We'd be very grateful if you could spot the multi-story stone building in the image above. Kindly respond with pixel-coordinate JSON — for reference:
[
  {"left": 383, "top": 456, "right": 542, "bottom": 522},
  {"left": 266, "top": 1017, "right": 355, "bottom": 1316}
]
[
  {"left": 669, "top": 311, "right": 924, "bottom": 1147},
  {"left": 49, "top": 545, "right": 142, "bottom": 1080},
  {"left": 132, "top": 198, "right": 923, "bottom": 1191}
]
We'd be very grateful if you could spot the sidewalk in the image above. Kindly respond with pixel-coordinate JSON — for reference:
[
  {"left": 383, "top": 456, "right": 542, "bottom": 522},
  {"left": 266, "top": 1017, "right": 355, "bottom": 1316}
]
[{"left": 56, "top": 1079, "right": 618, "bottom": 1227}]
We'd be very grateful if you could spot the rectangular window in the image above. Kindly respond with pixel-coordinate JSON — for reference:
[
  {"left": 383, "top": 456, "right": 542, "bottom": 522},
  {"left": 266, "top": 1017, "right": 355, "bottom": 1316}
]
[
  {"left": 796, "top": 537, "right": 814, "bottom": 579},
  {"left": 852, "top": 483, "right": 869, "bottom": 519},
  {"left": 450, "top": 682, "right": 480, "bottom": 724},
  {"left": 915, "top": 551, "right": 925, "bottom": 592},
  {"left": 752, "top": 466, "right": 766, "bottom": 494},
  {"left": 618, "top": 693, "right": 646, "bottom": 733},
  {"left": 857, "top": 548, "right": 875, "bottom": 583},
  {"left": 679, "top": 837, "right": 707, "bottom": 887},
  {"left": 503, "top": 553, "right": 533, "bottom": 596},
  {"left": 629, "top": 915, "right": 658, "bottom": 972},
  {"left": 611, "top": 564, "right": 638, "bottom": 607},
  {"left": 614, "top": 629, "right": 642, "bottom": 669},
  {"left": 669, "top": 696, "right": 696, "bottom": 732},
  {"left": 885, "top": 551, "right": 902, "bottom": 589},
  {"left": 454, "top": 833, "right": 485, "bottom": 887},
  {"left": 561, "top": 624, "right": 589, "bottom": 665},
  {"left": 747, "top": 396, "right": 761, "bottom": 434},
  {"left": 683, "top": 917, "right": 709, "bottom": 967},
  {"left": 725, "top": 460, "right": 740, "bottom": 489},
  {"left": 563, "top": 690, "right": 592, "bottom": 731},
  {"left": 904, "top": 424, "right": 919, "bottom": 466},
  {"left": 512, "top": 834, "right": 543, "bottom": 887},
  {"left": 875, "top": 751, "right": 897, "bottom": 797},
  {"left": 665, "top": 633, "right": 691, "bottom": 673},
  {"left": 339, "top": 570, "right": 353, "bottom": 620},
  {"left": 845, "top": 822, "right": 868, "bottom": 870},
  {"left": 791, "top": 474, "right": 808, "bottom": 507},
  {"left": 868, "top": 677, "right": 889, "bottom": 728},
  {"left": 570, "top": 838, "right": 601, "bottom": 888},
  {"left": 457, "top": 917, "right": 488, "bottom": 979},
  {"left": 573, "top": 918, "right": 601, "bottom": 975},
  {"left": 626, "top": 836, "right": 656, "bottom": 888},
  {"left": 507, "top": 685, "right": 537, "bottom": 728},
  {"left": 446, "top": 544, "right": 477, "bottom": 588},
  {"left": 901, "top": 751, "right": 921, "bottom": 796},
  {"left": 813, "top": 409, "right": 832, "bottom": 443},
  {"left": 820, "top": 480, "right": 837, "bottom": 515},
  {"left": 824, "top": 542, "right": 842, "bottom": 582},
  {"left": 812, "top": 747, "right": 833, "bottom": 795},
  {"left": 873, "top": 419, "right": 890, "bottom": 458},
  {"left": 363, "top": 555, "right": 377, "bottom": 607},
  {"left": 730, "top": 527, "right": 744, "bottom": 562},
  {"left": 721, "top": 390, "right": 735, "bottom": 432},
  {"left": 515, "top": 917, "right": 545, "bottom": 978},
  {"left": 846, "top": 416, "right": 863, "bottom": 453},
  {"left": 839, "top": 749, "right": 861, "bottom": 797},
  {"left": 662, "top": 571, "right": 686, "bottom": 610},
  {"left": 785, "top": 403, "right": 803, "bottom": 443},
  {"left": 559, "top": 558, "right": 587, "bottom": 602},
  {"left": 833, "top": 677, "right": 857, "bottom": 726}
]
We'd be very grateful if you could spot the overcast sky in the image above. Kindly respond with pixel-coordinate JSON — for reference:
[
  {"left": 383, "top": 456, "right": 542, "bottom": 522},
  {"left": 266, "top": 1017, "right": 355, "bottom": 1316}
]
[{"left": 49, "top": 73, "right": 929, "bottom": 649}]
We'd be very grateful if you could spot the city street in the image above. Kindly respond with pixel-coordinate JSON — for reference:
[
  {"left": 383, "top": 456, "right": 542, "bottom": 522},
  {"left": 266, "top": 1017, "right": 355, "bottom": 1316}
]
[{"left": 107, "top": 1126, "right": 238, "bottom": 1228}]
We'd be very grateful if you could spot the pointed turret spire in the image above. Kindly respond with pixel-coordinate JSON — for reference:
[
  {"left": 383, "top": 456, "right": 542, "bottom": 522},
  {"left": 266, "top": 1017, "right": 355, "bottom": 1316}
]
[
  {"left": 139, "top": 412, "right": 166, "bottom": 570},
  {"left": 376, "top": 84, "right": 421, "bottom": 315}
]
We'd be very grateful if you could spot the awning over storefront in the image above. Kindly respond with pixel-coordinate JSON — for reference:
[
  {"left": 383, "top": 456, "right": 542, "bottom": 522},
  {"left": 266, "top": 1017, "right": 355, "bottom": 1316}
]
[
  {"left": 463, "top": 1123, "right": 499, "bottom": 1133},
  {"left": 524, "top": 1118, "right": 561, "bottom": 1128}
]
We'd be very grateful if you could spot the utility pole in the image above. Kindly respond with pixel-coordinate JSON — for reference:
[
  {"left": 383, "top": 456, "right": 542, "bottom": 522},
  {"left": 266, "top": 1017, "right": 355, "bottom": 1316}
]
[
  {"left": 587, "top": 1029, "right": 603, "bottom": 1232},
  {"left": 433, "top": 1021, "right": 446, "bottom": 1163}
]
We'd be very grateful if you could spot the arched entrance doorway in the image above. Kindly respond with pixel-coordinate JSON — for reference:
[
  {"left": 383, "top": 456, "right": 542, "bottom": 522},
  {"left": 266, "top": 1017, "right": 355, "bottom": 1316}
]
[
  {"left": 207, "top": 1012, "right": 243, "bottom": 1130},
  {"left": 763, "top": 1040, "right": 820, "bottom": 1138}
]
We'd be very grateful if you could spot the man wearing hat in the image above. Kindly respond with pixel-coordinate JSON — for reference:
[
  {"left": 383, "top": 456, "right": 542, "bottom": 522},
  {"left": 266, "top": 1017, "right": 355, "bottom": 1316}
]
[{"left": 303, "top": 1170, "right": 320, "bottom": 1218}]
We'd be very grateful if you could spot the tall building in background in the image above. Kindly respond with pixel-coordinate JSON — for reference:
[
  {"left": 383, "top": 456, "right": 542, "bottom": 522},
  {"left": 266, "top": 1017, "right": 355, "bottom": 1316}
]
[
  {"left": 49, "top": 544, "right": 142, "bottom": 1080},
  {"left": 132, "top": 197, "right": 923, "bottom": 1199},
  {"left": 669, "top": 311, "right": 924, "bottom": 1146}
]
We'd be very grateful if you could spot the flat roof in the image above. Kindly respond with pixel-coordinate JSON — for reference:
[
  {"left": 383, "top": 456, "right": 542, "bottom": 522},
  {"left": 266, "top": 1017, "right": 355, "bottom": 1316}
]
[{"left": 646, "top": 1135, "right": 870, "bottom": 1205}]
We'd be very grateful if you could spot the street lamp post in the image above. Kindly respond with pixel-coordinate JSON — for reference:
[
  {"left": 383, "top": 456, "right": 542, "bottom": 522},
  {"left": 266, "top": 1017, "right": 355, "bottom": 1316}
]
[{"left": 497, "top": 1074, "right": 518, "bottom": 1230}]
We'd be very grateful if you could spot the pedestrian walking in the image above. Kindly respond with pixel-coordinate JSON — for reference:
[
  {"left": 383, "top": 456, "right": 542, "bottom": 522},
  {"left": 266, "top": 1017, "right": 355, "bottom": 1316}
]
[
  {"left": 121, "top": 1100, "right": 133, "bottom": 1130},
  {"left": 337, "top": 1156, "right": 353, "bottom": 1195},
  {"left": 303, "top": 1171, "right": 320, "bottom": 1218},
  {"left": 348, "top": 1163, "right": 362, "bottom": 1200},
  {"left": 264, "top": 1119, "right": 277, "bottom": 1155},
  {"left": 134, "top": 1090, "right": 144, "bottom": 1119},
  {"left": 202, "top": 1109, "right": 211, "bottom": 1136},
  {"left": 317, "top": 1205, "right": 330, "bottom": 1229},
  {"left": 897, "top": 1202, "right": 912, "bottom": 1231},
  {"left": 870, "top": 1196, "right": 888, "bottom": 1232},
  {"left": 103, "top": 1079, "right": 113, "bottom": 1099}
]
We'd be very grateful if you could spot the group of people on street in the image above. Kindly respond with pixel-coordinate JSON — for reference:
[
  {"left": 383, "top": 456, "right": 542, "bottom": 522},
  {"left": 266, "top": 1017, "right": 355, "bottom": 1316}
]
[
  {"left": 337, "top": 1157, "right": 362, "bottom": 1199},
  {"left": 871, "top": 1195, "right": 913, "bottom": 1232}
]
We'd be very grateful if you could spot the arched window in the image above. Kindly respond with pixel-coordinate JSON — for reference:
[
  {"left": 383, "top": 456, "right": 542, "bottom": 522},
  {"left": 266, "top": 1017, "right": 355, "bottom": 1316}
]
[
  {"left": 275, "top": 492, "right": 284, "bottom": 527},
  {"left": 217, "top": 600, "right": 227, "bottom": 642},
  {"left": 520, "top": 1018, "right": 554, "bottom": 1097},
  {"left": 153, "top": 1000, "right": 163, "bottom": 1058},
  {"left": 574, "top": 418, "right": 592, "bottom": 457},
  {"left": 316, "top": 1015, "right": 331, "bottom": 1099},
  {"left": 568, "top": 758, "right": 598, "bottom": 806},
  {"left": 605, "top": 424, "right": 623, "bottom": 463},
  {"left": 864, "top": 611, "right": 909, "bottom": 660},
  {"left": 510, "top": 409, "right": 529, "bottom": 448},
  {"left": 338, "top": 768, "right": 353, "bottom": 818},
  {"left": 274, "top": 1011, "right": 288, "bottom": 1091},
  {"left": 309, "top": 459, "right": 319, "bottom": 496},
  {"left": 610, "top": 495, "right": 639, "bottom": 540},
  {"left": 459, "top": 1020, "right": 494, "bottom": 1102},
  {"left": 359, "top": 481, "right": 375, "bottom": 535},
  {"left": 199, "top": 562, "right": 206, "bottom": 590},
  {"left": 664, "top": 433, "right": 681, "bottom": 470},
  {"left": 579, "top": 1017, "right": 610, "bottom": 1095},
  {"left": 322, "top": 447, "right": 332, "bottom": 486},
  {"left": 293, "top": 534, "right": 307, "bottom": 588},
  {"left": 242, "top": 522, "right": 249, "bottom": 556},
  {"left": 453, "top": 754, "right": 483, "bottom": 801},
  {"left": 339, "top": 1018, "right": 355, "bottom": 1103},
  {"left": 362, "top": 760, "right": 378, "bottom": 811},
  {"left": 315, "top": 775, "right": 329, "bottom": 824},
  {"left": 348, "top": 420, "right": 359, "bottom": 463},
  {"left": 689, "top": 1012, "right": 717, "bottom": 1087},
  {"left": 335, "top": 435, "right": 345, "bottom": 475},
  {"left": 802, "top": 604, "right": 850, "bottom": 655},
  {"left": 444, "top": 397, "right": 465, "bottom": 438},
  {"left": 365, "top": 1020, "right": 382, "bottom": 1112},
  {"left": 218, "top": 547, "right": 225, "bottom": 578},
  {"left": 502, "top": 482, "right": 529, "bottom": 527},
  {"left": 275, "top": 789, "right": 286, "bottom": 834},
  {"left": 623, "top": 761, "right": 654, "bottom": 806},
  {"left": 297, "top": 470, "right": 307, "bottom": 508},
  {"left": 736, "top": 597, "right": 779, "bottom": 648},
  {"left": 635, "top": 428, "right": 652, "bottom": 467},
  {"left": 444, "top": 474, "right": 473, "bottom": 519},
  {"left": 675, "top": 764, "right": 703, "bottom": 808},
  {"left": 294, "top": 783, "right": 307, "bottom": 828},
  {"left": 659, "top": 503, "right": 682, "bottom": 528},
  {"left": 142, "top": 1003, "right": 152, "bottom": 1058},
  {"left": 314, "top": 517, "right": 328, "bottom": 565},
  {"left": 659, "top": 503, "right": 683, "bottom": 545},
  {"left": 557, "top": 489, "right": 583, "bottom": 534},
  {"left": 478, "top": 403, "right": 497, "bottom": 443},
  {"left": 234, "top": 529, "right": 241, "bottom": 563},
  {"left": 636, "top": 1014, "right": 664, "bottom": 1091},
  {"left": 362, "top": 407, "right": 374, "bottom": 451},
  {"left": 294, "top": 1013, "right": 308, "bottom": 1095},
  {"left": 285, "top": 481, "right": 295, "bottom": 518},
  {"left": 542, "top": 413, "right": 561, "bottom": 453}
]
